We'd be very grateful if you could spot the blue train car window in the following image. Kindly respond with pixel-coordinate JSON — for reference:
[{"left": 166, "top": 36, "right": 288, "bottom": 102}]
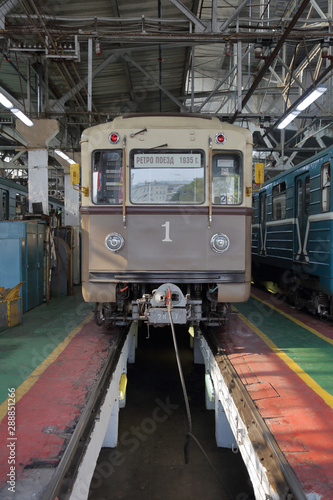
[
  {"left": 1, "top": 189, "right": 9, "bottom": 221},
  {"left": 272, "top": 181, "right": 286, "bottom": 220},
  {"left": 212, "top": 153, "right": 242, "bottom": 205},
  {"left": 305, "top": 176, "right": 310, "bottom": 215},
  {"left": 129, "top": 149, "right": 204, "bottom": 204},
  {"left": 260, "top": 193, "right": 266, "bottom": 222},
  {"left": 321, "top": 162, "right": 330, "bottom": 212},
  {"left": 297, "top": 179, "right": 302, "bottom": 216},
  {"left": 15, "top": 193, "right": 27, "bottom": 216},
  {"left": 92, "top": 150, "right": 123, "bottom": 205}
]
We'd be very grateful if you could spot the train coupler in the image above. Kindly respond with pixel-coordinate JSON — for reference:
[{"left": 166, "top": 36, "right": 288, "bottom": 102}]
[{"left": 134, "top": 283, "right": 201, "bottom": 325}]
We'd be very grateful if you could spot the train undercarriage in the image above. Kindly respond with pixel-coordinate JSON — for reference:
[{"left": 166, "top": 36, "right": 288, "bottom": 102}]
[
  {"left": 253, "top": 264, "right": 333, "bottom": 320},
  {"left": 94, "top": 281, "right": 231, "bottom": 328}
]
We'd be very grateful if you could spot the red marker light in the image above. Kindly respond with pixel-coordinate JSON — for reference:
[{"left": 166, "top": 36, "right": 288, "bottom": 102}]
[
  {"left": 109, "top": 132, "right": 120, "bottom": 144},
  {"left": 215, "top": 133, "right": 226, "bottom": 145}
]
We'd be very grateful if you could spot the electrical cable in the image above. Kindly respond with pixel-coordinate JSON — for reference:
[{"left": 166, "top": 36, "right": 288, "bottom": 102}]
[{"left": 166, "top": 290, "right": 233, "bottom": 499}]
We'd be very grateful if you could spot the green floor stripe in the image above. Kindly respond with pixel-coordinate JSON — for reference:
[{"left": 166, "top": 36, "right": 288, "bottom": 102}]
[{"left": 235, "top": 296, "right": 333, "bottom": 396}]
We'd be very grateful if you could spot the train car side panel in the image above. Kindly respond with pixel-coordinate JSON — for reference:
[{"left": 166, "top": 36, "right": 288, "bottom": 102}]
[{"left": 252, "top": 145, "right": 333, "bottom": 318}]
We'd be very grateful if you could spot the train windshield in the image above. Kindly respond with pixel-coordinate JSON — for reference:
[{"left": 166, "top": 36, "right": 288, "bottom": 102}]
[
  {"left": 92, "top": 150, "right": 123, "bottom": 204},
  {"left": 130, "top": 149, "right": 205, "bottom": 204},
  {"left": 212, "top": 153, "right": 242, "bottom": 205}
]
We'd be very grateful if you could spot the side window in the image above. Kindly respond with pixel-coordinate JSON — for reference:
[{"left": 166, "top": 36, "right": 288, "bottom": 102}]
[
  {"left": 321, "top": 162, "right": 330, "bottom": 212},
  {"left": 260, "top": 192, "right": 266, "bottom": 223},
  {"left": 16, "top": 193, "right": 27, "bottom": 216},
  {"left": 272, "top": 181, "right": 286, "bottom": 220},
  {"left": 1, "top": 189, "right": 9, "bottom": 221},
  {"left": 92, "top": 150, "right": 123, "bottom": 205},
  {"left": 305, "top": 175, "right": 310, "bottom": 216},
  {"left": 297, "top": 179, "right": 302, "bottom": 216}
]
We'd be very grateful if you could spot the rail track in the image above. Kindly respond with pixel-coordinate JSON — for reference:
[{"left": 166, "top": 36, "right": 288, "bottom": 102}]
[
  {"left": 42, "top": 323, "right": 131, "bottom": 500},
  {"left": 200, "top": 325, "right": 307, "bottom": 500},
  {"left": 41, "top": 319, "right": 307, "bottom": 500}
]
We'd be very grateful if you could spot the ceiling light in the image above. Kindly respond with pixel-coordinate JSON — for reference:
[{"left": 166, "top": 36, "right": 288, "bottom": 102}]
[
  {"left": 0, "top": 89, "right": 34, "bottom": 127},
  {"left": 55, "top": 149, "right": 76, "bottom": 164},
  {"left": 296, "top": 86, "right": 327, "bottom": 111},
  {"left": 0, "top": 92, "right": 14, "bottom": 109},
  {"left": 277, "top": 110, "right": 300, "bottom": 130},
  {"left": 11, "top": 108, "right": 34, "bottom": 127},
  {"left": 277, "top": 85, "right": 327, "bottom": 130}
]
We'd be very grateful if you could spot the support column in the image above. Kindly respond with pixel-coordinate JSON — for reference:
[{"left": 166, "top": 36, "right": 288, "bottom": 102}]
[
  {"left": 28, "top": 149, "right": 49, "bottom": 214},
  {"left": 56, "top": 151, "right": 81, "bottom": 286},
  {"left": 16, "top": 119, "right": 59, "bottom": 215},
  {"left": 64, "top": 173, "right": 80, "bottom": 284}
]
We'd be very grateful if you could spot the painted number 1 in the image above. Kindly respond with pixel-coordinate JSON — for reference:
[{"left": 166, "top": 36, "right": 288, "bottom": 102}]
[{"left": 162, "top": 221, "right": 172, "bottom": 242}]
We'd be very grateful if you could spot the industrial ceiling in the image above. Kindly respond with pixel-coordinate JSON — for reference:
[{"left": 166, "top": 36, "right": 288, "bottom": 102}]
[{"left": 0, "top": 0, "right": 333, "bottom": 194}]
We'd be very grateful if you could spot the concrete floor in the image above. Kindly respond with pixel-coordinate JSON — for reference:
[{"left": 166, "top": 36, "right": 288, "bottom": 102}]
[{"left": 88, "top": 326, "right": 254, "bottom": 500}]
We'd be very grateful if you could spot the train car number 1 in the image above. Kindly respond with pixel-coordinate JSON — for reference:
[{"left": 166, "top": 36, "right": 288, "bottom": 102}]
[{"left": 162, "top": 221, "right": 172, "bottom": 242}]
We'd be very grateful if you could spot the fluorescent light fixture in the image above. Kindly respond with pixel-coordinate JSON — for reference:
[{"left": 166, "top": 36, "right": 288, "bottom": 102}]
[
  {"left": 55, "top": 149, "right": 76, "bottom": 164},
  {"left": 277, "top": 85, "right": 327, "bottom": 130},
  {"left": 277, "top": 110, "right": 300, "bottom": 130},
  {"left": 296, "top": 86, "right": 327, "bottom": 111},
  {"left": 0, "top": 92, "right": 14, "bottom": 109},
  {"left": 0, "top": 90, "right": 34, "bottom": 126},
  {"left": 11, "top": 108, "right": 34, "bottom": 127}
]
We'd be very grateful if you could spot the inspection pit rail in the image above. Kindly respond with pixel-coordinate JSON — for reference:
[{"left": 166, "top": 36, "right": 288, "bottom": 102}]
[
  {"left": 197, "top": 327, "right": 307, "bottom": 500},
  {"left": 42, "top": 321, "right": 137, "bottom": 500}
]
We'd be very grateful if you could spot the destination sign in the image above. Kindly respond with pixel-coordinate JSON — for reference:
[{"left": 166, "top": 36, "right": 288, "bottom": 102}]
[{"left": 134, "top": 153, "right": 201, "bottom": 168}]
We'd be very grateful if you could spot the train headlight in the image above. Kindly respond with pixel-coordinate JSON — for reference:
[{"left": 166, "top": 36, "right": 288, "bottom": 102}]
[
  {"left": 105, "top": 232, "right": 124, "bottom": 252},
  {"left": 210, "top": 233, "right": 230, "bottom": 253}
]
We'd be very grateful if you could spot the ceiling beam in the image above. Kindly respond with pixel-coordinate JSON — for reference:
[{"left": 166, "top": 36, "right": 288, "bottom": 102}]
[
  {"left": 122, "top": 54, "right": 188, "bottom": 112},
  {"left": 230, "top": 0, "right": 313, "bottom": 123},
  {"left": 168, "top": 0, "right": 207, "bottom": 32}
]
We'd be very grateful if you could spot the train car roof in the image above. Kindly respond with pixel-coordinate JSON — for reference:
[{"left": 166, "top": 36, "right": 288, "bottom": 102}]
[
  {"left": 81, "top": 113, "right": 252, "bottom": 137},
  {"left": 260, "top": 144, "right": 333, "bottom": 188}
]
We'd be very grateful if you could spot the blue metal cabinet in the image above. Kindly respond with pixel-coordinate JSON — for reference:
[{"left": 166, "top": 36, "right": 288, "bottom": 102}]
[{"left": 0, "top": 221, "right": 45, "bottom": 312}]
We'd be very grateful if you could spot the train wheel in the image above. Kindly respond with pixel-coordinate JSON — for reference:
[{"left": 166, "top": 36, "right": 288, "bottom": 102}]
[{"left": 94, "top": 303, "right": 104, "bottom": 326}]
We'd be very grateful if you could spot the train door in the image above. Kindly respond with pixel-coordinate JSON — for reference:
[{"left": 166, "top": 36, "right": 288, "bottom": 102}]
[
  {"left": 259, "top": 191, "right": 267, "bottom": 255},
  {"left": 294, "top": 173, "right": 310, "bottom": 262}
]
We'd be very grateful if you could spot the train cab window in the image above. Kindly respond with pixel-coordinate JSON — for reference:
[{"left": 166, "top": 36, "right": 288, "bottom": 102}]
[
  {"left": 321, "top": 162, "right": 331, "bottom": 212},
  {"left": 92, "top": 150, "right": 123, "bottom": 204},
  {"left": 212, "top": 153, "right": 242, "bottom": 205},
  {"left": 272, "top": 181, "right": 286, "bottom": 220},
  {"left": 129, "top": 149, "right": 204, "bottom": 204}
]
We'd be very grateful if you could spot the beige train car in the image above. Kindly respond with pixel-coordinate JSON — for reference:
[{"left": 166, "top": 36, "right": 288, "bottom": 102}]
[{"left": 78, "top": 114, "right": 253, "bottom": 327}]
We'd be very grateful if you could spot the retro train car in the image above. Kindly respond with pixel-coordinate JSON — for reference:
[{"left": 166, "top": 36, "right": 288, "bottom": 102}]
[
  {"left": 252, "top": 145, "right": 333, "bottom": 318},
  {"left": 79, "top": 114, "right": 253, "bottom": 327}
]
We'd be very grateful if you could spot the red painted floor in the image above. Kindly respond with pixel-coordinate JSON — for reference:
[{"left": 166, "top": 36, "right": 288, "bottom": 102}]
[
  {"left": 0, "top": 317, "right": 115, "bottom": 495},
  {"left": 216, "top": 289, "right": 333, "bottom": 499}
]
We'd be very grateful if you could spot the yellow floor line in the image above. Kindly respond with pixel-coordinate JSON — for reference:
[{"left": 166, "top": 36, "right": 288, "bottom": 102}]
[
  {"left": 251, "top": 293, "right": 333, "bottom": 346},
  {"left": 0, "top": 312, "right": 93, "bottom": 423},
  {"left": 235, "top": 309, "right": 333, "bottom": 409}
]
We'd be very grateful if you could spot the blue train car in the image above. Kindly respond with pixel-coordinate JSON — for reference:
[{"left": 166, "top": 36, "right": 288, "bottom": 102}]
[
  {"left": 0, "top": 177, "right": 63, "bottom": 222},
  {"left": 252, "top": 145, "right": 333, "bottom": 318}
]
